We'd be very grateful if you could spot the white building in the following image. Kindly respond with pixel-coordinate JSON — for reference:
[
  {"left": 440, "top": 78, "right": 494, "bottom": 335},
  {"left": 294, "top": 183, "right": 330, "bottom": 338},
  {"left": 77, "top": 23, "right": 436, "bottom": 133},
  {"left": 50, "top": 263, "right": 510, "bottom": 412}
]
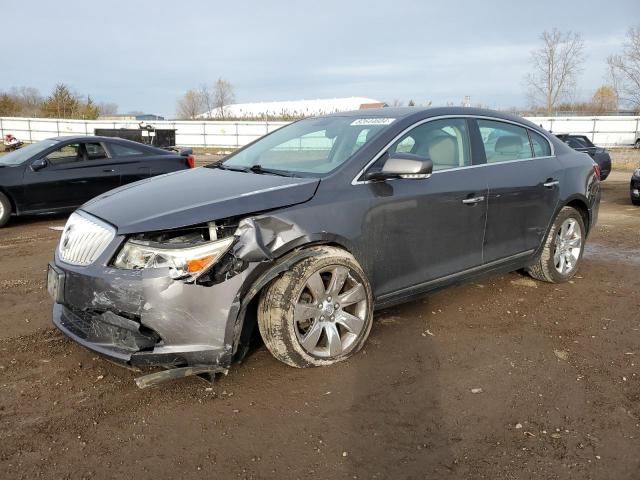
[{"left": 199, "top": 97, "right": 385, "bottom": 119}]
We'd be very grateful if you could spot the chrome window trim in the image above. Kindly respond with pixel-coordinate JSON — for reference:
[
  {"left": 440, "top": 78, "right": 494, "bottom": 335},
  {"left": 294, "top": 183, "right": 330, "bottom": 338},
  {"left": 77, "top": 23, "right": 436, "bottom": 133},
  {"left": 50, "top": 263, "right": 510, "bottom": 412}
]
[{"left": 351, "top": 114, "right": 555, "bottom": 185}]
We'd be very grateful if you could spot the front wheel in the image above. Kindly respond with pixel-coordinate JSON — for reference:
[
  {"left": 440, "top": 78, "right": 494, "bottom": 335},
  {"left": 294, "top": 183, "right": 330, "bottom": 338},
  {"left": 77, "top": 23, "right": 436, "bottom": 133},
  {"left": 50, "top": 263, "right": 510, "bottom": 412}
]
[
  {"left": 0, "top": 192, "right": 11, "bottom": 228},
  {"left": 258, "top": 246, "right": 373, "bottom": 368},
  {"left": 527, "top": 207, "right": 586, "bottom": 283}
]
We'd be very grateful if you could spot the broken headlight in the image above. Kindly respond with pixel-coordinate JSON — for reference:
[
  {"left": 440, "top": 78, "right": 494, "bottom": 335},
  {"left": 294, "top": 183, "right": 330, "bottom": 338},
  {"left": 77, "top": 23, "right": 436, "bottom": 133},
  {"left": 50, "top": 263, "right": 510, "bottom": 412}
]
[{"left": 113, "top": 237, "right": 234, "bottom": 280}]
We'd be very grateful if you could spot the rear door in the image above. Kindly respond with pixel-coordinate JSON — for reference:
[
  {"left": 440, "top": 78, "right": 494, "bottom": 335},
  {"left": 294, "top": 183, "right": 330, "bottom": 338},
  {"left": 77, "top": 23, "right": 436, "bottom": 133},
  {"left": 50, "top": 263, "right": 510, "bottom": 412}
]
[{"left": 475, "top": 119, "right": 561, "bottom": 263}]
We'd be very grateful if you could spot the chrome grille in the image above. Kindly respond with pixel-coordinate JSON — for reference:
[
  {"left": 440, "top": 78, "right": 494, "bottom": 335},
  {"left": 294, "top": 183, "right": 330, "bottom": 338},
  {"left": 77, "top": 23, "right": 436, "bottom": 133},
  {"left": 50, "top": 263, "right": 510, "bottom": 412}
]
[{"left": 58, "top": 212, "right": 115, "bottom": 266}]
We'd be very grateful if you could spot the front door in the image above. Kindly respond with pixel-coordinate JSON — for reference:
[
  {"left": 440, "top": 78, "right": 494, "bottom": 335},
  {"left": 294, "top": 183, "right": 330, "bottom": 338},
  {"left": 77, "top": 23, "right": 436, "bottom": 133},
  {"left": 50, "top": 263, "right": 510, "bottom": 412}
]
[
  {"left": 360, "top": 118, "right": 489, "bottom": 298},
  {"left": 23, "top": 141, "right": 120, "bottom": 211}
]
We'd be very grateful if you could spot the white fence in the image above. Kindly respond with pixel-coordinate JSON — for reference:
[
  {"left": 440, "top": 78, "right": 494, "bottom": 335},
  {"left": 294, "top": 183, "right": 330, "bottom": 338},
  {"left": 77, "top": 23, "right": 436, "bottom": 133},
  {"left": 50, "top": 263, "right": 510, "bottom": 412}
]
[
  {"left": 527, "top": 116, "right": 640, "bottom": 147},
  {"left": 0, "top": 117, "right": 289, "bottom": 148},
  {"left": 1, "top": 115, "right": 639, "bottom": 148}
]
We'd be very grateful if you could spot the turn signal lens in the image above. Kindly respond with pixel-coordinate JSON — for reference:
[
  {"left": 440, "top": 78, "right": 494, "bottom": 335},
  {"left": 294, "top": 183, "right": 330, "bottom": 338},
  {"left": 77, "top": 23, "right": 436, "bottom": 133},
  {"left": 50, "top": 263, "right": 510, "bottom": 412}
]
[{"left": 187, "top": 256, "right": 215, "bottom": 273}]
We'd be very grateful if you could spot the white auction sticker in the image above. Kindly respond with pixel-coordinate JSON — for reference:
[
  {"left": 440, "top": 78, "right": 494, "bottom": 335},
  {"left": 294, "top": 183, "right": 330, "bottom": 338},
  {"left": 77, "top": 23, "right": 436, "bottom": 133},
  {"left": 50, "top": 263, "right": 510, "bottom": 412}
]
[{"left": 350, "top": 118, "right": 396, "bottom": 126}]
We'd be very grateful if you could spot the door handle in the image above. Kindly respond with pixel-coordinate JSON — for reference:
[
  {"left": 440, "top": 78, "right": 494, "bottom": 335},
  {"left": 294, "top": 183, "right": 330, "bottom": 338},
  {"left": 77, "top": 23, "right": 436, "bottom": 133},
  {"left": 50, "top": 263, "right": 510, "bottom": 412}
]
[
  {"left": 462, "top": 196, "right": 485, "bottom": 205},
  {"left": 543, "top": 180, "right": 559, "bottom": 188},
  {"left": 103, "top": 168, "right": 115, "bottom": 173}
]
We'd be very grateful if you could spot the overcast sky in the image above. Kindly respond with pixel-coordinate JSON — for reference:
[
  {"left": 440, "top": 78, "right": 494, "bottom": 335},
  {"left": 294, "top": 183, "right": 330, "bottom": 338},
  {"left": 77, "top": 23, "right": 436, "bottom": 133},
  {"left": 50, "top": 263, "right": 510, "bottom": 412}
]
[{"left": 3, "top": 0, "right": 635, "bottom": 117}]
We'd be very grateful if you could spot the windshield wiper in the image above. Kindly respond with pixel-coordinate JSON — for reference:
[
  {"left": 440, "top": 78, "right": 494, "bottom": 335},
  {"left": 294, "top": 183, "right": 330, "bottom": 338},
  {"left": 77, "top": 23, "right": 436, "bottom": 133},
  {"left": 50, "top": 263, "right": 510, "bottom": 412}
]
[
  {"left": 247, "top": 165, "right": 295, "bottom": 177},
  {"left": 213, "top": 162, "right": 295, "bottom": 177},
  {"left": 213, "top": 163, "right": 251, "bottom": 173}
]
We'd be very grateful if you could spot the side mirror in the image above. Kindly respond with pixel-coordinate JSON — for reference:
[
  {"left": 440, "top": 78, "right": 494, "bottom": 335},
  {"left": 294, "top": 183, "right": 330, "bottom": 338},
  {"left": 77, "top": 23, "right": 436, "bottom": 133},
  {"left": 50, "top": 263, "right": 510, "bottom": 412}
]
[
  {"left": 30, "top": 158, "right": 48, "bottom": 172},
  {"left": 179, "top": 147, "right": 193, "bottom": 157},
  {"left": 365, "top": 153, "right": 433, "bottom": 181}
]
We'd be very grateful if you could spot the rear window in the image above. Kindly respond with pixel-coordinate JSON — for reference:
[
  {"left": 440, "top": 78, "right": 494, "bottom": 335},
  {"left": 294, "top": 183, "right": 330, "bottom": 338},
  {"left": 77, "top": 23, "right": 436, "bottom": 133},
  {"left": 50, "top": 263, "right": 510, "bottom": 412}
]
[{"left": 109, "top": 143, "right": 145, "bottom": 156}]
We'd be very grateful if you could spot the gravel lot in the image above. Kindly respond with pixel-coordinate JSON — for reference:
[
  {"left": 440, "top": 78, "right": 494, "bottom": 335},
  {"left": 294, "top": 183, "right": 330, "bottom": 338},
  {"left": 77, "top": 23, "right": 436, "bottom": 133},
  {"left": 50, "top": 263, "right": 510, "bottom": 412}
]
[{"left": 0, "top": 165, "right": 639, "bottom": 479}]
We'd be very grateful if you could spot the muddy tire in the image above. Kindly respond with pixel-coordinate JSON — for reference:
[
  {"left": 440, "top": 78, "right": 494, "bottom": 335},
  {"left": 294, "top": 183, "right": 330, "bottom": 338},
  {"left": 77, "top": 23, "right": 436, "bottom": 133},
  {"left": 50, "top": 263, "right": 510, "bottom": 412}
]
[
  {"left": 0, "top": 192, "right": 11, "bottom": 228},
  {"left": 527, "top": 207, "right": 586, "bottom": 283},
  {"left": 257, "top": 246, "right": 374, "bottom": 368}
]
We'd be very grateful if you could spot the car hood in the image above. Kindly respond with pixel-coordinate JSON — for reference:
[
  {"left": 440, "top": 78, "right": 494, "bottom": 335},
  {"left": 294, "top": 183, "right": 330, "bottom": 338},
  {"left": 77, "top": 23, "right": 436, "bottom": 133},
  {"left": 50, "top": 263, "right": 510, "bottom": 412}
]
[{"left": 81, "top": 167, "right": 320, "bottom": 234}]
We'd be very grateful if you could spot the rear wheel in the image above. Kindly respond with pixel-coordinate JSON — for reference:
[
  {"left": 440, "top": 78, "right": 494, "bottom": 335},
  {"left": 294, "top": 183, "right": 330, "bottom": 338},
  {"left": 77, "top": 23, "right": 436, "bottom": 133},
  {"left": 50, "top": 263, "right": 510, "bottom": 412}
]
[
  {"left": 632, "top": 194, "right": 640, "bottom": 206},
  {"left": 258, "top": 246, "right": 373, "bottom": 368},
  {"left": 0, "top": 192, "right": 11, "bottom": 228},
  {"left": 527, "top": 207, "right": 585, "bottom": 283},
  {"left": 635, "top": 139, "right": 640, "bottom": 149}
]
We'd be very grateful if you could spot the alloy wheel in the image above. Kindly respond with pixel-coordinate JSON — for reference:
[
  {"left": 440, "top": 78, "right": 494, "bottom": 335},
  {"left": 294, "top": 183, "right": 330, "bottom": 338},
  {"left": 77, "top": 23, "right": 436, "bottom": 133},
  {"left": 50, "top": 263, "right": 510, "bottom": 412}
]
[
  {"left": 553, "top": 218, "right": 583, "bottom": 275},
  {"left": 294, "top": 265, "right": 368, "bottom": 358}
]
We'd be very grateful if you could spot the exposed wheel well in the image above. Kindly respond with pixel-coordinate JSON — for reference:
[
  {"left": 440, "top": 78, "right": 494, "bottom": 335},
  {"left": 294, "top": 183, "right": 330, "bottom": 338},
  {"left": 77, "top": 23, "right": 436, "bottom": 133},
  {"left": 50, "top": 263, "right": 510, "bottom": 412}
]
[
  {"left": 565, "top": 199, "right": 590, "bottom": 233},
  {"left": 232, "top": 241, "right": 351, "bottom": 362}
]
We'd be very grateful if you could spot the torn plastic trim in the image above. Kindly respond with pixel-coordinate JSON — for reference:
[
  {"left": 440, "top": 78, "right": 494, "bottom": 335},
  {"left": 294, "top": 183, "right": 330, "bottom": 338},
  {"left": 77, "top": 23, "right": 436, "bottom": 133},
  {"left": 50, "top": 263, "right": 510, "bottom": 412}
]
[
  {"left": 135, "top": 365, "right": 229, "bottom": 389},
  {"left": 227, "top": 247, "right": 325, "bottom": 358}
]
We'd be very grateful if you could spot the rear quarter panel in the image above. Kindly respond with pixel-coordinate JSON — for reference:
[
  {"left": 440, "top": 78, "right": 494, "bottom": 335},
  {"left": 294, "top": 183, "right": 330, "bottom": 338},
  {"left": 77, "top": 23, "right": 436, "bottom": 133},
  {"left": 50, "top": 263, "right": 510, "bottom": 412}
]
[
  {"left": 143, "top": 154, "right": 189, "bottom": 176},
  {"left": 555, "top": 147, "right": 600, "bottom": 232}
]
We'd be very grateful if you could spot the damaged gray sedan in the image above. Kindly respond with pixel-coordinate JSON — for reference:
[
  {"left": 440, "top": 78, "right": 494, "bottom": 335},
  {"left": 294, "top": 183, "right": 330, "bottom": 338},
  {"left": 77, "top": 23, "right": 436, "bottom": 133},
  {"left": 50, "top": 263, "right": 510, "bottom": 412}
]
[{"left": 48, "top": 107, "right": 600, "bottom": 381}]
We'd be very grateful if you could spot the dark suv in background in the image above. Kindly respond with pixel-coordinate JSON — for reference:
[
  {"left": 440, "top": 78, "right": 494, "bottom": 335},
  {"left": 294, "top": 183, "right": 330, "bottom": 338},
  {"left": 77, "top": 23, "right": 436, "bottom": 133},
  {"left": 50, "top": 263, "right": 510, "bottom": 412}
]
[{"left": 555, "top": 134, "right": 612, "bottom": 180}]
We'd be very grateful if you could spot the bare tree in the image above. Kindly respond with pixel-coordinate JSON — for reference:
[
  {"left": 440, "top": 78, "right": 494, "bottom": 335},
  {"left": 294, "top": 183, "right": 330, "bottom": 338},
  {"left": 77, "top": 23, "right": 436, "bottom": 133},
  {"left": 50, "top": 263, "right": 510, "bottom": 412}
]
[
  {"left": 607, "top": 25, "right": 640, "bottom": 110},
  {"left": 212, "top": 78, "right": 235, "bottom": 119},
  {"left": 176, "top": 89, "right": 204, "bottom": 119},
  {"left": 525, "top": 29, "right": 585, "bottom": 114},
  {"left": 97, "top": 102, "right": 119, "bottom": 116},
  {"left": 0, "top": 93, "right": 21, "bottom": 116},
  {"left": 199, "top": 84, "right": 214, "bottom": 118},
  {"left": 10, "top": 86, "right": 42, "bottom": 116}
]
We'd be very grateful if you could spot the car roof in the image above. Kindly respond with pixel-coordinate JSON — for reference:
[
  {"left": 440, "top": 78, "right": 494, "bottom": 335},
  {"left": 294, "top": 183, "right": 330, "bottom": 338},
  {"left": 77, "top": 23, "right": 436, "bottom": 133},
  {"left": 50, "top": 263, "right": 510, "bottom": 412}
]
[
  {"left": 322, "top": 106, "right": 547, "bottom": 131},
  {"left": 49, "top": 135, "right": 172, "bottom": 153},
  {"left": 51, "top": 135, "right": 147, "bottom": 144}
]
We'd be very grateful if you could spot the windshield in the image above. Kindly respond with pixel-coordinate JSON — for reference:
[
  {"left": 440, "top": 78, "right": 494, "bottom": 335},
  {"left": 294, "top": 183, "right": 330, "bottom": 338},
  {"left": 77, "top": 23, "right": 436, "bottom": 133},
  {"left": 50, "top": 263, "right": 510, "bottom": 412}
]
[
  {"left": 0, "top": 139, "right": 59, "bottom": 166},
  {"left": 218, "top": 116, "right": 393, "bottom": 175}
]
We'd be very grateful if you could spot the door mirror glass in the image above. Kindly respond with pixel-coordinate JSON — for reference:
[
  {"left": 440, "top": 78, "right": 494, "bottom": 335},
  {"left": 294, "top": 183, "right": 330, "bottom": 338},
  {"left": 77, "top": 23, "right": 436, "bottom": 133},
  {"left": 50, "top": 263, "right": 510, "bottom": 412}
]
[
  {"left": 366, "top": 153, "right": 433, "bottom": 181},
  {"left": 30, "top": 158, "right": 48, "bottom": 171}
]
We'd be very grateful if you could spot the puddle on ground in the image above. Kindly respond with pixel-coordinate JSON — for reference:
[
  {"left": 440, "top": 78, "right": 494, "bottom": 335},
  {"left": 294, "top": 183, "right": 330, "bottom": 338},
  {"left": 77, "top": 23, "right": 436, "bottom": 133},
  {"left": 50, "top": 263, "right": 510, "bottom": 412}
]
[{"left": 584, "top": 242, "right": 640, "bottom": 266}]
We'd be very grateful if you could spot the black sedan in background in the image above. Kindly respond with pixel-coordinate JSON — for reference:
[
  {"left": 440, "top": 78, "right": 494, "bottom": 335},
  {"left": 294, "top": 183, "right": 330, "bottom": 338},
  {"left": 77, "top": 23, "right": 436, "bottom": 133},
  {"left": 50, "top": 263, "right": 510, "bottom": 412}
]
[
  {"left": 555, "top": 134, "right": 612, "bottom": 180},
  {"left": 0, "top": 136, "right": 195, "bottom": 227}
]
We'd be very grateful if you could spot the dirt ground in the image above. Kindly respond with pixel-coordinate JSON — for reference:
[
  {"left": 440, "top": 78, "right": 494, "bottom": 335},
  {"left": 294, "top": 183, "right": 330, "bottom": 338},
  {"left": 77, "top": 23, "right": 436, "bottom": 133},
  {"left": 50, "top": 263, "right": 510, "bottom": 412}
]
[{"left": 1, "top": 169, "right": 639, "bottom": 480}]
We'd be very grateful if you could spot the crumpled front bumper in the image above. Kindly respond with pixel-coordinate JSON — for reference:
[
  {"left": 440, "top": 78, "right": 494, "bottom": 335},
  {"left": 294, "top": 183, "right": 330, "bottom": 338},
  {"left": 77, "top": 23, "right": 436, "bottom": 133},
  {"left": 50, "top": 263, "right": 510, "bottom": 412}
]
[{"left": 49, "top": 235, "right": 255, "bottom": 369}]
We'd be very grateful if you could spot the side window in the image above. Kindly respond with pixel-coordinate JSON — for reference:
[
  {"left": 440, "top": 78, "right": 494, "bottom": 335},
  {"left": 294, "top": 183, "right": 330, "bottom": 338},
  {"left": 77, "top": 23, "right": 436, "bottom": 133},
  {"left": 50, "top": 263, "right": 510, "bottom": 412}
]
[
  {"left": 529, "top": 131, "right": 551, "bottom": 157},
  {"left": 388, "top": 118, "right": 471, "bottom": 171},
  {"left": 109, "top": 143, "right": 145, "bottom": 157},
  {"left": 478, "top": 120, "right": 533, "bottom": 163},
  {"left": 84, "top": 142, "right": 107, "bottom": 160},
  {"left": 47, "top": 143, "right": 81, "bottom": 165}
]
